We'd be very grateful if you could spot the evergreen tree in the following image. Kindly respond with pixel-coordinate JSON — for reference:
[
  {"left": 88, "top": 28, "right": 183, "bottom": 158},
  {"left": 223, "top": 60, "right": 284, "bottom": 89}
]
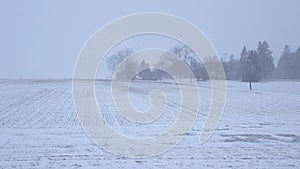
[
  {"left": 138, "top": 60, "right": 151, "bottom": 80},
  {"left": 276, "top": 45, "right": 292, "bottom": 78},
  {"left": 257, "top": 41, "right": 274, "bottom": 79},
  {"left": 241, "top": 50, "right": 261, "bottom": 82},
  {"left": 225, "top": 55, "right": 241, "bottom": 80},
  {"left": 192, "top": 61, "right": 208, "bottom": 81},
  {"left": 292, "top": 47, "right": 300, "bottom": 79},
  {"left": 241, "top": 50, "right": 261, "bottom": 90},
  {"left": 240, "top": 46, "right": 248, "bottom": 79},
  {"left": 241, "top": 46, "right": 247, "bottom": 58},
  {"left": 276, "top": 46, "right": 300, "bottom": 79},
  {"left": 139, "top": 60, "right": 150, "bottom": 71}
]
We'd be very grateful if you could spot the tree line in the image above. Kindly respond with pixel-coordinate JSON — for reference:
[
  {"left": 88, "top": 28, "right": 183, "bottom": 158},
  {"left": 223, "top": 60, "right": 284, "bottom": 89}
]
[
  {"left": 224, "top": 42, "right": 300, "bottom": 82},
  {"left": 106, "top": 45, "right": 206, "bottom": 81},
  {"left": 106, "top": 41, "right": 300, "bottom": 82}
]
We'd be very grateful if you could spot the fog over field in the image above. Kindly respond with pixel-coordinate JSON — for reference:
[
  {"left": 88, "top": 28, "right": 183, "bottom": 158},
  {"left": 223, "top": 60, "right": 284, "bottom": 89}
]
[{"left": 1, "top": 1, "right": 300, "bottom": 169}]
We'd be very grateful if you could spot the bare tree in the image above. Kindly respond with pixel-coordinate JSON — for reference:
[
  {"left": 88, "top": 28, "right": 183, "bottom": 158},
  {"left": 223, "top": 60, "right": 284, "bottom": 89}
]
[
  {"left": 170, "top": 45, "right": 194, "bottom": 62},
  {"left": 106, "top": 48, "right": 133, "bottom": 72},
  {"left": 115, "top": 56, "right": 139, "bottom": 80}
]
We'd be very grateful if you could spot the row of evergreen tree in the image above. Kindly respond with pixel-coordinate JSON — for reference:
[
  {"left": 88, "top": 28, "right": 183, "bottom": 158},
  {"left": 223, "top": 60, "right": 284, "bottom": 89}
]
[
  {"left": 276, "top": 45, "right": 300, "bottom": 79},
  {"left": 223, "top": 41, "right": 300, "bottom": 81}
]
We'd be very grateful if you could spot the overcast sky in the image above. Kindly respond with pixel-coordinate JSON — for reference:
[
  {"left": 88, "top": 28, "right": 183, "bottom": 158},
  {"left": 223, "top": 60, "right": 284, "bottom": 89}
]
[{"left": 1, "top": 0, "right": 299, "bottom": 78}]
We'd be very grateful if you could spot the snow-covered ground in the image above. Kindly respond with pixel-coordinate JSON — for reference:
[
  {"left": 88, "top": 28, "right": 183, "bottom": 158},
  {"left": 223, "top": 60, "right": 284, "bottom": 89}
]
[{"left": 0, "top": 80, "right": 299, "bottom": 168}]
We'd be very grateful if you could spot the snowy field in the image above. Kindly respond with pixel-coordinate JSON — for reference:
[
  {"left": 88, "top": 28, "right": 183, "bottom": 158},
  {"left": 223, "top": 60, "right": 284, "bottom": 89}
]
[{"left": 0, "top": 80, "right": 300, "bottom": 169}]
